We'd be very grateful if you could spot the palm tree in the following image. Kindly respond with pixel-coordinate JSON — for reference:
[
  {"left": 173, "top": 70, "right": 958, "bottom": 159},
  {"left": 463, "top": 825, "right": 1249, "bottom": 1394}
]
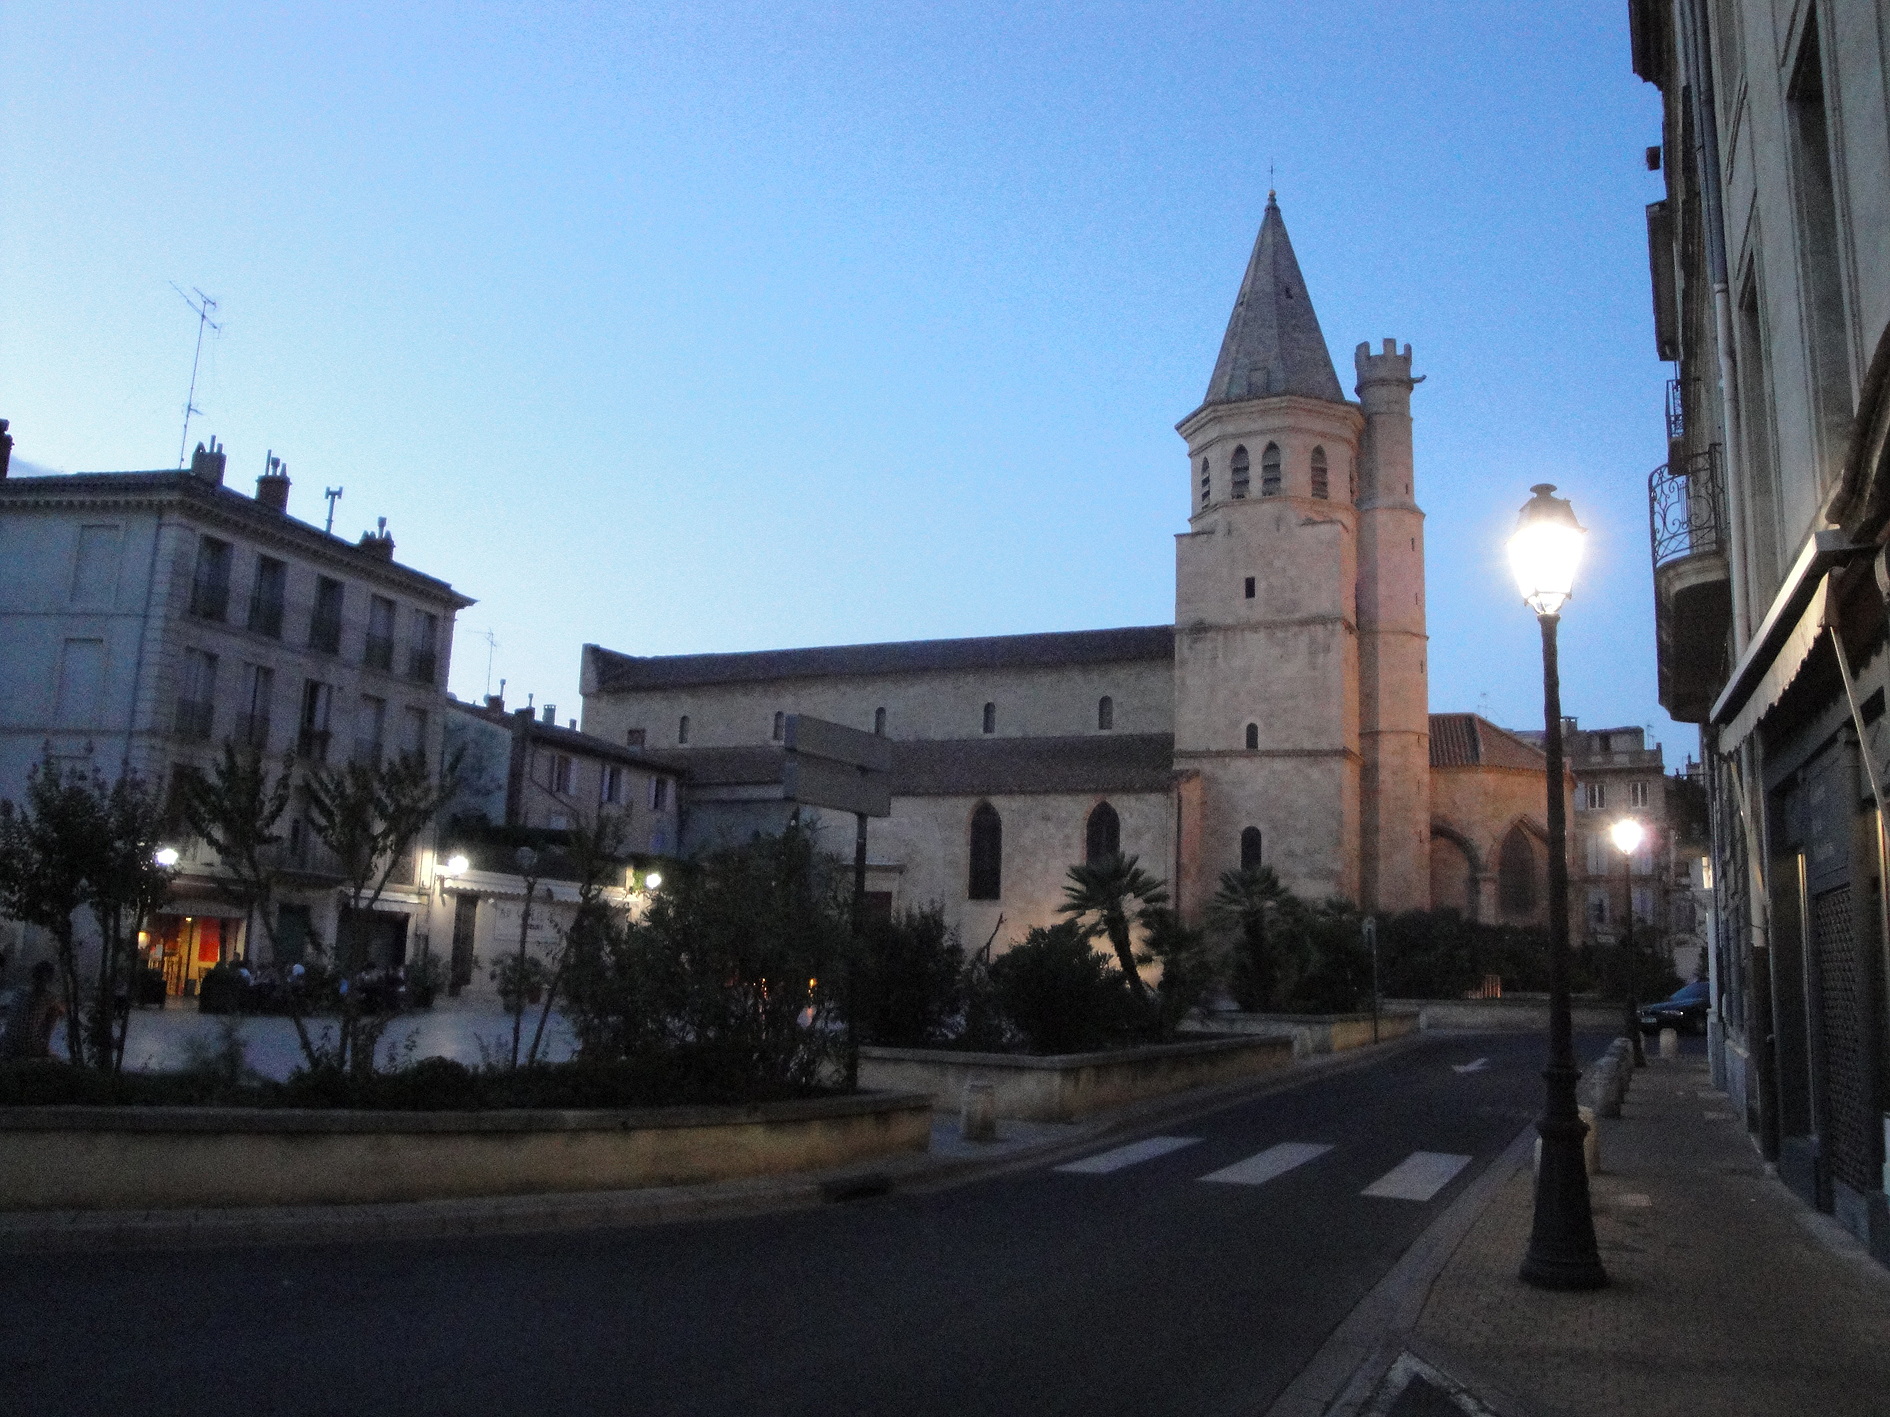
[
  {"left": 1059, "top": 853, "right": 1169, "bottom": 999},
  {"left": 1207, "top": 864, "right": 1293, "bottom": 1011}
]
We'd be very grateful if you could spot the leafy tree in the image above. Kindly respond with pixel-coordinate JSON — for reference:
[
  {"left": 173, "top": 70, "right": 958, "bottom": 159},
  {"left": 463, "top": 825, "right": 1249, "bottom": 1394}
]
[
  {"left": 852, "top": 903, "right": 965, "bottom": 1048},
  {"left": 0, "top": 758, "right": 103, "bottom": 1065},
  {"left": 1058, "top": 853, "right": 1169, "bottom": 1001},
  {"left": 1207, "top": 864, "right": 1292, "bottom": 1010},
  {"left": 86, "top": 770, "right": 175, "bottom": 1072},
  {"left": 526, "top": 810, "right": 631, "bottom": 1066},
  {"left": 302, "top": 749, "right": 459, "bottom": 1076},
  {"left": 989, "top": 919, "right": 1134, "bottom": 1054}
]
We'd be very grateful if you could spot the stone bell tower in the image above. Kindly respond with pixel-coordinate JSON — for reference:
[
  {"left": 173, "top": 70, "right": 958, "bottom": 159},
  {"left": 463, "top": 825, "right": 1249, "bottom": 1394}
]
[
  {"left": 1354, "top": 339, "right": 1430, "bottom": 913},
  {"left": 1173, "top": 194, "right": 1364, "bottom": 908}
]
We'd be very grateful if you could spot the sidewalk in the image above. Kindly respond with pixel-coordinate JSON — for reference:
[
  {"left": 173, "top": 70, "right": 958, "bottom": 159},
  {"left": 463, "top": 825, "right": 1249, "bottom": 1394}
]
[{"left": 1337, "top": 1051, "right": 1890, "bottom": 1416}]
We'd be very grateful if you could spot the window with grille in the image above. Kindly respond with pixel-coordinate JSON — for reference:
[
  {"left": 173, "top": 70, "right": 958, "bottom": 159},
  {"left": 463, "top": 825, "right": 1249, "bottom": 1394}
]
[
  {"left": 1231, "top": 446, "right": 1250, "bottom": 499},
  {"left": 1310, "top": 447, "right": 1329, "bottom": 500},
  {"left": 1200, "top": 458, "right": 1211, "bottom": 508},
  {"left": 365, "top": 596, "right": 396, "bottom": 671}
]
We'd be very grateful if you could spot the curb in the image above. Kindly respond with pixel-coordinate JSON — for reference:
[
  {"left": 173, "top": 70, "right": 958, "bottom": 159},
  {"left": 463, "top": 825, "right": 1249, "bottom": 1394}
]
[
  {"left": 1263, "top": 1119, "right": 1538, "bottom": 1417},
  {"left": 0, "top": 1030, "right": 1436, "bottom": 1254}
]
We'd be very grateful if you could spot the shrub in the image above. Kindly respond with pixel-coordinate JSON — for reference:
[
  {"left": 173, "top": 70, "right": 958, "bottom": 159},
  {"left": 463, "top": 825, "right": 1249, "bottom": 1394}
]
[
  {"left": 989, "top": 921, "right": 1136, "bottom": 1054},
  {"left": 1138, "top": 908, "right": 1219, "bottom": 1038},
  {"left": 852, "top": 904, "right": 965, "bottom": 1048}
]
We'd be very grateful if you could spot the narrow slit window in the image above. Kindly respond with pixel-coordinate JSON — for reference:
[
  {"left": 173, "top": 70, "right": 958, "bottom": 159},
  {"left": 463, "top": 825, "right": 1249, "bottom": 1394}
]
[
  {"left": 982, "top": 702, "right": 996, "bottom": 734},
  {"left": 1244, "top": 576, "right": 1255, "bottom": 600},
  {"left": 1245, "top": 722, "right": 1259, "bottom": 751},
  {"left": 1261, "top": 444, "right": 1282, "bottom": 497},
  {"left": 1240, "top": 827, "right": 1263, "bottom": 870},
  {"left": 1199, "top": 457, "right": 1211, "bottom": 508},
  {"left": 1310, "top": 447, "right": 1329, "bottom": 500},
  {"left": 772, "top": 711, "right": 785, "bottom": 741},
  {"left": 678, "top": 715, "right": 690, "bottom": 745},
  {"left": 1097, "top": 696, "right": 1113, "bottom": 731},
  {"left": 969, "top": 803, "right": 1002, "bottom": 900},
  {"left": 1230, "top": 446, "right": 1250, "bottom": 499}
]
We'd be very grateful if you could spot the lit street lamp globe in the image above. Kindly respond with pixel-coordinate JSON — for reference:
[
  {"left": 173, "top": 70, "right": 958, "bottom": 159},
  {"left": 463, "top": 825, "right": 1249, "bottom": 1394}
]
[
  {"left": 441, "top": 853, "right": 470, "bottom": 878},
  {"left": 1609, "top": 818, "right": 1645, "bottom": 857},
  {"left": 152, "top": 846, "right": 180, "bottom": 868},
  {"left": 1507, "top": 484, "right": 1586, "bottom": 618}
]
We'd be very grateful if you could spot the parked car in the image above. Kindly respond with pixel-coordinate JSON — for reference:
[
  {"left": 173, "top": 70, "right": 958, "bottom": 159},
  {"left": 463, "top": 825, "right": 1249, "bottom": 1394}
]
[{"left": 1638, "top": 979, "right": 1709, "bottom": 1036}]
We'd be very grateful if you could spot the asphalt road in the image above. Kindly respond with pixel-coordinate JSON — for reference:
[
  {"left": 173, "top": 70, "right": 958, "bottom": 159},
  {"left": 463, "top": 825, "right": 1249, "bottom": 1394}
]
[{"left": 0, "top": 1031, "right": 1605, "bottom": 1417}]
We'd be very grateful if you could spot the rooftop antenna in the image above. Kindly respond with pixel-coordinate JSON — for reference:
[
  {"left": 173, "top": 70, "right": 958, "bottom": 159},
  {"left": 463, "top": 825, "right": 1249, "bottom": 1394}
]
[
  {"left": 477, "top": 630, "right": 500, "bottom": 697},
  {"left": 170, "top": 284, "right": 222, "bottom": 468},
  {"left": 323, "top": 486, "right": 344, "bottom": 535}
]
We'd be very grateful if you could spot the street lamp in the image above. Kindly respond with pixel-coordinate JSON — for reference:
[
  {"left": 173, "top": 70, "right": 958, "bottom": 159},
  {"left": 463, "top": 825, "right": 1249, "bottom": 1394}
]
[
  {"left": 153, "top": 846, "right": 181, "bottom": 868},
  {"left": 1610, "top": 817, "right": 1647, "bottom": 1067},
  {"left": 1508, "top": 484, "right": 1607, "bottom": 1292}
]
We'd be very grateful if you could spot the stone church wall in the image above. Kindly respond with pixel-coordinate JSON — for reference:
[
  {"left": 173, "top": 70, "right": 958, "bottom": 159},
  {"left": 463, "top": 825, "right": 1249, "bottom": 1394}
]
[{"left": 582, "top": 659, "right": 1172, "bottom": 750}]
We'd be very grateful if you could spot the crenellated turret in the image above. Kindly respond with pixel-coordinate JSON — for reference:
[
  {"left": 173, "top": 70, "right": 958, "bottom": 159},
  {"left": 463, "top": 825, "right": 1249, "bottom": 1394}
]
[{"left": 1353, "top": 338, "right": 1430, "bottom": 913}]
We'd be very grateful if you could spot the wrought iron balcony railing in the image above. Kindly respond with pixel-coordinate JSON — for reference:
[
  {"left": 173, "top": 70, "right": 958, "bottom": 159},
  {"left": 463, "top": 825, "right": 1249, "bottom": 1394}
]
[{"left": 1649, "top": 444, "right": 1728, "bottom": 570}]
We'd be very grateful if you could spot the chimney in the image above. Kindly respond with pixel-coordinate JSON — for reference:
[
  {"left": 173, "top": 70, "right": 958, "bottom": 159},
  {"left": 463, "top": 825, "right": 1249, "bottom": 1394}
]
[
  {"left": 485, "top": 693, "right": 505, "bottom": 712},
  {"left": 189, "top": 437, "right": 227, "bottom": 485},
  {"left": 541, "top": 704, "right": 556, "bottom": 725},
  {"left": 255, "top": 451, "right": 290, "bottom": 512},
  {"left": 357, "top": 515, "right": 395, "bottom": 560},
  {"left": 0, "top": 419, "right": 11, "bottom": 479}
]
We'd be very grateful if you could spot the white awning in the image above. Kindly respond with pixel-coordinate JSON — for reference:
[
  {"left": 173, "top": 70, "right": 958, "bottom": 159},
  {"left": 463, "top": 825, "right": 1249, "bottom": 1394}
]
[{"left": 1718, "top": 577, "right": 1829, "bottom": 749}]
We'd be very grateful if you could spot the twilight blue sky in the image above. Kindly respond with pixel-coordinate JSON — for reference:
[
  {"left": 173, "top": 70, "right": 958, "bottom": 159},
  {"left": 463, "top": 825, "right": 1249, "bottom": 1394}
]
[{"left": 1, "top": 3, "right": 1683, "bottom": 760}]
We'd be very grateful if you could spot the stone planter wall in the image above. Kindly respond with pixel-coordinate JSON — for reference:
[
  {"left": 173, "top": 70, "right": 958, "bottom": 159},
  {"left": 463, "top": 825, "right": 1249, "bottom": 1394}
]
[
  {"left": 1392, "top": 997, "right": 1625, "bottom": 1032},
  {"left": 857, "top": 1034, "right": 1294, "bottom": 1122},
  {"left": 1180, "top": 1009, "right": 1420, "bottom": 1057},
  {"left": 0, "top": 1092, "right": 933, "bottom": 1212}
]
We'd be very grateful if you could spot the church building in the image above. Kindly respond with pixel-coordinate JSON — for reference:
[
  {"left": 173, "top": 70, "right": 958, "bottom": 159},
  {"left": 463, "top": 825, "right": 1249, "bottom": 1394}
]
[{"left": 579, "top": 197, "right": 1567, "bottom": 948}]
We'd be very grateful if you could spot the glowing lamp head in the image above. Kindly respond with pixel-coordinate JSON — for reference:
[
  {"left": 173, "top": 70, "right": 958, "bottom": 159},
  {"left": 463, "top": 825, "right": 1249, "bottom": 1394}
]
[
  {"left": 1609, "top": 818, "right": 1645, "bottom": 856},
  {"left": 1507, "top": 484, "right": 1586, "bottom": 618},
  {"left": 643, "top": 871, "right": 662, "bottom": 891},
  {"left": 440, "top": 853, "right": 469, "bottom": 879},
  {"left": 153, "top": 846, "right": 181, "bottom": 868}
]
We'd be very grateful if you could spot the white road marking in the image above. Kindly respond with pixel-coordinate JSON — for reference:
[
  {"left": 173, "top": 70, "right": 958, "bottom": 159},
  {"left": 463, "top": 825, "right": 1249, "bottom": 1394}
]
[
  {"left": 1199, "top": 1142, "right": 1333, "bottom": 1187},
  {"left": 1361, "top": 1151, "right": 1473, "bottom": 1201},
  {"left": 1451, "top": 1058, "right": 1489, "bottom": 1074},
  {"left": 1055, "top": 1136, "right": 1200, "bottom": 1174}
]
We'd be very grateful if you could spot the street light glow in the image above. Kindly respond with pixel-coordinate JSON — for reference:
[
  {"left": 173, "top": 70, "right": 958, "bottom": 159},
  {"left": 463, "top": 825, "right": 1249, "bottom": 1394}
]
[
  {"left": 644, "top": 871, "right": 662, "bottom": 890},
  {"left": 1507, "top": 484, "right": 1586, "bottom": 618},
  {"left": 441, "top": 853, "right": 470, "bottom": 878},
  {"left": 1609, "top": 818, "right": 1645, "bottom": 856},
  {"left": 153, "top": 846, "right": 180, "bottom": 868}
]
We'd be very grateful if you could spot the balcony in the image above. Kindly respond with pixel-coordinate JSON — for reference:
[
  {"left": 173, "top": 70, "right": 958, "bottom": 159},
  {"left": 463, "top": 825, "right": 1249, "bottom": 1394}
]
[
  {"left": 233, "top": 713, "right": 271, "bottom": 752},
  {"left": 174, "top": 698, "right": 214, "bottom": 742},
  {"left": 1649, "top": 445, "right": 1735, "bottom": 723}
]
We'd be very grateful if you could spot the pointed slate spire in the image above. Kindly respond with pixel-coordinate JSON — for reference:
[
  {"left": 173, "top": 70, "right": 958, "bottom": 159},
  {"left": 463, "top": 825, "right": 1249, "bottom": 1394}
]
[{"left": 1203, "top": 194, "right": 1345, "bottom": 406}]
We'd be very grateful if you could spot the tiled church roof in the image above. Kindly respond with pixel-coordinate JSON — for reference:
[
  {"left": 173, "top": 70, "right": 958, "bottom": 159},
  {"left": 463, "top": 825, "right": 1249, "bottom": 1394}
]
[
  {"left": 587, "top": 625, "right": 1174, "bottom": 691},
  {"left": 646, "top": 732, "right": 1178, "bottom": 798},
  {"left": 1429, "top": 713, "right": 1549, "bottom": 771},
  {"left": 1200, "top": 194, "right": 1346, "bottom": 407}
]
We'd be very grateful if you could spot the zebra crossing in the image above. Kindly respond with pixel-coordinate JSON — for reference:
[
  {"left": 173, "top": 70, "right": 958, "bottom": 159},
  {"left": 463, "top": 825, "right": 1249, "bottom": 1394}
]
[{"left": 1055, "top": 1135, "right": 1471, "bottom": 1202}]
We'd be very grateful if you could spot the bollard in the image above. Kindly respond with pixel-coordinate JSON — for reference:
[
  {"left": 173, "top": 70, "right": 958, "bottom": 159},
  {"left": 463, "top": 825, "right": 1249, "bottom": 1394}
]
[
  {"left": 1595, "top": 1056, "right": 1622, "bottom": 1119},
  {"left": 960, "top": 1081, "right": 997, "bottom": 1143},
  {"left": 1659, "top": 1027, "right": 1680, "bottom": 1060},
  {"left": 1579, "top": 1104, "right": 1600, "bottom": 1175}
]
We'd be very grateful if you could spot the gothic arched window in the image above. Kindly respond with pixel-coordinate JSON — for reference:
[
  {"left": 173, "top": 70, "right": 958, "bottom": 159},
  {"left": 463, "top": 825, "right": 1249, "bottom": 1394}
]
[
  {"left": 874, "top": 707, "right": 887, "bottom": 735},
  {"left": 969, "top": 802, "right": 1002, "bottom": 900},
  {"left": 1261, "top": 443, "right": 1282, "bottom": 497},
  {"left": 1240, "top": 826, "right": 1263, "bottom": 870},
  {"left": 1311, "top": 446, "right": 1329, "bottom": 500},
  {"left": 1245, "top": 722, "right": 1259, "bottom": 750},
  {"left": 1097, "top": 695, "right": 1113, "bottom": 731},
  {"left": 1499, "top": 825, "right": 1537, "bottom": 914},
  {"left": 1086, "top": 801, "right": 1121, "bottom": 864},
  {"left": 771, "top": 711, "right": 784, "bottom": 741},
  {"left": 982, "top": 702, "right": 996, "bottom": 734},
  {"left": 1231, "top": 446, "right": 1250, "bottom": 499},
  {"left": 1200, "top": 457, "right": 1211, "bottom": 508}
]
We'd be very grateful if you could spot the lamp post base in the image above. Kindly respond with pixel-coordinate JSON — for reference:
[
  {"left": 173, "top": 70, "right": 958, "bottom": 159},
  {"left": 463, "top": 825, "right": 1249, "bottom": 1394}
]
[{"left": 1519, "top": 1064, "right": 1609, "bottom": 1291}]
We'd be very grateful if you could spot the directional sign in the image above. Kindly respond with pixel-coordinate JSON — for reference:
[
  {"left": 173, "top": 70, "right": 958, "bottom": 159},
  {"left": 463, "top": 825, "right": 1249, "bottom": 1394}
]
[
  {"left": 783, "top": 714, "right": 891, "bottom": 817},
  {"left": 784, "top": 714, "right": 892, "bottom": 773}
]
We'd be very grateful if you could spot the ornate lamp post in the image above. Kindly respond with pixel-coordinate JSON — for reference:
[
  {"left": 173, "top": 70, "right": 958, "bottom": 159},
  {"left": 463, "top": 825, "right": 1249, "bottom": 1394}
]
[
  {"left": 1611, "top": 817, "right": 1648, "bottom": 1067},
  {"left": 1508, "top": 484, "right": 1608, "bottom": 1291}
]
